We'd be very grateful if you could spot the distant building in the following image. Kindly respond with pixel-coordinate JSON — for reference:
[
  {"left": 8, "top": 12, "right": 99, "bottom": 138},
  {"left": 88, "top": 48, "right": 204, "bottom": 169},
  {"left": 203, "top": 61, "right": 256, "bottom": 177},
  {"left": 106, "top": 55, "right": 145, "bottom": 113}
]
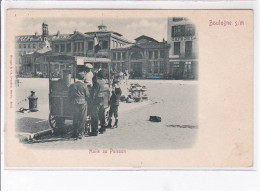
[
  {"left": 110, "top": 35, "right": 170, "bottom": 79},
  {"left": 19, "top": 39, "right": 52, "bottom": 77},
  {"left": 51, "top": 24, "right": 133, "bottom": 58},
  {"left": 167, "top": 17, "right": 198, "bottom": 79},
  {"left": 18, "top": 20, "right": 196, "bottom": 80},
  {"left": 15, "top": 23, "right": 58, "bottom": 74},
  {"left": 18, "top": 23, "right": 133, "bottom": 77}
]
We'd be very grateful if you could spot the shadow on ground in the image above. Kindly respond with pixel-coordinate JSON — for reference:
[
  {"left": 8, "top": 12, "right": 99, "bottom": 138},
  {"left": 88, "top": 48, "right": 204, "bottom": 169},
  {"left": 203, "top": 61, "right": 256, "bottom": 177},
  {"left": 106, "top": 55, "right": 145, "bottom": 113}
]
[{"left": 16, "top": 117, "right": 49, "bottom": 133}]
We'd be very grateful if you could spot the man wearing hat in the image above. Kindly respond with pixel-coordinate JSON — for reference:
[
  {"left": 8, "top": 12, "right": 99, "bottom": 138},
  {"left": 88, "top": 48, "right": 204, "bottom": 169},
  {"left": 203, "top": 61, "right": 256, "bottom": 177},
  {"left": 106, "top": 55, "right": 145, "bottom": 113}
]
[
  {"left": 84, "top": 63, "right": 94, "bottom": 120},
  {"left": 90, "top": 70, "right": 106, "bottom": 136},
  {"left": 84, "top": 63, "right": 94, "bottom": 87},
  {"left": 68, "top": 72, "right": 90, "bottom": 139},
  {"left": 106, "top": 79, "right": 122, "bottom": 129}
]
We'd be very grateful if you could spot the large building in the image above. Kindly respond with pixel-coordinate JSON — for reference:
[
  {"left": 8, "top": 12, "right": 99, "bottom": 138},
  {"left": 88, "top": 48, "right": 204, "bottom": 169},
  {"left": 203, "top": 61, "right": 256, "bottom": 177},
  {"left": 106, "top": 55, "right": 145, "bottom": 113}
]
[
  {"left": 18, "top": 19, "right": 197, "bottom": 80},
  {"left": 15, "top": 22, "right": 54, "bottom": 74},
  {"left": 18, "top": 23, "right": 133, "bottom": 77},
  {"left": 110, "top": 35, "right": 170, "bottom": 79},
  {"left": 167, "top": 17, "right": 198, "bottom": 79},
  {"left": 51, "top": 24, "right": 133, "bottom": 58}
]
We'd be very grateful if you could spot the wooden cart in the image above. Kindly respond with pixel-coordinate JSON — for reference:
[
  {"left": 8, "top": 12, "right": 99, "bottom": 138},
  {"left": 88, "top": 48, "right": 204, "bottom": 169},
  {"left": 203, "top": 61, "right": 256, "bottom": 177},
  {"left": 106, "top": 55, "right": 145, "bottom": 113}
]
[{"left": 48, "top": 55, "right": 111, "bottom": 130}]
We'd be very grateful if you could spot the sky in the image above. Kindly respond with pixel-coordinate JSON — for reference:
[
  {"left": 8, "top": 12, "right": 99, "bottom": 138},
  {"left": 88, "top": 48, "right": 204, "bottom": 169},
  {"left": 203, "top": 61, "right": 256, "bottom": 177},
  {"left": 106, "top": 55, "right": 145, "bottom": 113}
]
[{"left": 21, "top": 17, "right": 168, "bottom": 42}]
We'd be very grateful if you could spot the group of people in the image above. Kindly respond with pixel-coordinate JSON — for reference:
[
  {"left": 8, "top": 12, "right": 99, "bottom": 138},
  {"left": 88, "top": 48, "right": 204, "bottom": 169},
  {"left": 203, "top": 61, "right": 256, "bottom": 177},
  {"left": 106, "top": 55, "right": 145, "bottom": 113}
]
[{"left": 68, "top": 63, "right": 122, "bottom": 139}]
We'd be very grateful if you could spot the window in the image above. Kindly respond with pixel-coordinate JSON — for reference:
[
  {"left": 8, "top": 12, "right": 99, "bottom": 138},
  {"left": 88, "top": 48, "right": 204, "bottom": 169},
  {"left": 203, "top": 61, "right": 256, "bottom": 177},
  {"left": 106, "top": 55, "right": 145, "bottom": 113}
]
[
  {"left": 149, "top": 51, "right": 153, "bottom": 59},
  {"left": 23, "top": 44, "right": 26, "bottom": 48},
  {"left": 172, "top": 25, "right": 185, "bottom": 37},
  {"left": 122, "top": 52, "right": 126, "bottom": 60},
  {"left": 73, "top": 43, "right": 77, "bottom": 52},
  {"left": 154, "top": 62, "right": 159, "bottom": 73},
  {"left": 172, "top": 17, "right": 184, "bottom": 22},
  {"left": 148, "top": 62, "right": 152, "bottom": 73},
  {"left": 118, "top": 63, "right": 122, "bottom": 72},
  {"left": 81, "top": 42, "right": 84, "bottom": 51},
  {"left": 33, "top": 44, "right": 35, "bottom": 48},
  {"left": 28, "top": 44, "right": 31, "bottom": 48},
  {"left": 159, "top": 61, "right": 165, "bottom": 73},
  {"left": 154, "top": 51, "right": 158, "bottom": 59},
  {"left": 77, "top": 42, "right": 83, "bottom": 52},
  {"left": 55, "top": 64, "right": 59, "bottom": 69},
  {"left": 88, "top": 41, "right": 93, "bottom": 50},
  {"left": 19, "top": 44, "right": 21, "bottom": 48},
  {"left": 60, "top": 44, "right": 65, "bottom": 52},
  {"left": 116, "top": 42, "right": 118, "bottom": 48},
  {"left": 55, "top": 44, "right": 59, "bottom": 52},
  {"left": 122, "top": 62, "right": 125, "bottom": 71},
  {"left": 185, "top": 24, "right": 195, "bottom": 36},
  {"left": 185, "top": 41, "right": 192, "bottom": 57},
  {"left": 113, "top": 53, "right": 116, "bottom": 60},
  {"left": 174, "top": 42, "right": 180, "bottom": 55},
  {"left": 184, "top": 63, "right": 192, "bottom": 74},
  {"left": 160, "top": 50, "right": 165, "bottom": 58},
  {"left": 67, "top": 43, "right": 71, "bottom": 52},
  {"left": 117, "top": 52, "right": 121, "bottom": 60},
  {"left": 102, "top": 41, "right": 108, "bottom": 50}
]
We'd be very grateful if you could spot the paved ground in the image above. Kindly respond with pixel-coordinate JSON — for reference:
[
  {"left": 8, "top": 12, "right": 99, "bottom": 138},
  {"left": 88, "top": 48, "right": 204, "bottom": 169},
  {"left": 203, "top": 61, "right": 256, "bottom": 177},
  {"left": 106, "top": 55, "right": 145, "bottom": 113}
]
[{"left": 15, "top": 78, "right": 198, "bottom": 149}]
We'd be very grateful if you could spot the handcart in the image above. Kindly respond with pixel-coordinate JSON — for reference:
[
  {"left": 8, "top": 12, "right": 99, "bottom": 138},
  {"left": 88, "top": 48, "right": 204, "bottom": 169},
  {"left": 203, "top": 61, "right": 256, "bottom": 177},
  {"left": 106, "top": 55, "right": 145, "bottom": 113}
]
[{"left": 48, "top": 55, "right": 111, "bottom": 131}]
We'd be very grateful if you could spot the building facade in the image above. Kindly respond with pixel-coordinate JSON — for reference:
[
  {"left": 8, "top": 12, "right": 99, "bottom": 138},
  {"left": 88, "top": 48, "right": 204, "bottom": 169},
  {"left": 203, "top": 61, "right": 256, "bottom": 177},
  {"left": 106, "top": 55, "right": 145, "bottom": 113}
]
[
  {"left": 51, "top": 24, "right": 133, "bottom": 58},
  {"left": 110, "top": 35, "right": 170, "bottom": 79},
  {"left": 18, "top": 24, "right": 133, "bottom": 77},
  {"left": 167, "top": 17, "right": 198, "bottom": 79},
  {"left": 18, "top": 19, "right": 197, "bottom": 80},
  {"left": 15, "top": 22, "right": 54, "bottom": 74}
]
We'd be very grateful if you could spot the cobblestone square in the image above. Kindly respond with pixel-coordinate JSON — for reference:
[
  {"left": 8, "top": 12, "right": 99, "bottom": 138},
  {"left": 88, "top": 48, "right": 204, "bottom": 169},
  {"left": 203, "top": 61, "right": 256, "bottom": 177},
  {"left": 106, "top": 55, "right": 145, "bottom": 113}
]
[{"left": 16, "top": 78, "right": 197, "bottom": 149}]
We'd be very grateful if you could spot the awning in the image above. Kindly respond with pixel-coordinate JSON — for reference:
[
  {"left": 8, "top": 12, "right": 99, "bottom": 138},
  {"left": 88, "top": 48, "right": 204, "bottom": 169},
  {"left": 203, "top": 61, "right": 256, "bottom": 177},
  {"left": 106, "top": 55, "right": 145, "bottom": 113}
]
[{"left": 75, "top": 56, "right": 111, "bottom": 65}]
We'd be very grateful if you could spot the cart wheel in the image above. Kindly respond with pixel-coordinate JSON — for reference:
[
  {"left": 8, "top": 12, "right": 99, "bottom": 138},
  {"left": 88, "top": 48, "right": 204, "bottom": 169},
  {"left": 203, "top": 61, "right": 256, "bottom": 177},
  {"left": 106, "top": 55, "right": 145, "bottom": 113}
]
[
  {"left": 49, "top": 114, "right": 65, "bottom": 130},
  {"left": 49, "top": 114, "right": 58, "bottom": 130}
]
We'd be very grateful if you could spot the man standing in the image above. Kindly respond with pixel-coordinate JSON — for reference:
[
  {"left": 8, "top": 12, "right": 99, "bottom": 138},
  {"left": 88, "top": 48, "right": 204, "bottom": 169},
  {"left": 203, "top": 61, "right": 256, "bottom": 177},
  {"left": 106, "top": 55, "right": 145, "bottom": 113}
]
[
  {"left": 90, "top": 70, "right": 106, "bottom": 136},
  {"left": 107, "top": 79, "right": 122, "bottom": 129},
  {"left": 68, "top": 72, "right": 90, "bottom": 139},
  {"left": 84, "top": 63, "right": 94, "bottom": 87},
  {"left": 84, "top": 63, "right": 94, "bottom": 119}
]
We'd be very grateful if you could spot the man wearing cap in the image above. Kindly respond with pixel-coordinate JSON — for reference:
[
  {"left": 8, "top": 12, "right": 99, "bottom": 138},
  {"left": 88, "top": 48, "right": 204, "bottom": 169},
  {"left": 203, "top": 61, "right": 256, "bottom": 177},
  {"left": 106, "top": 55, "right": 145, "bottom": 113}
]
[
  {"left": 84, "top": 63, "right": 94, "bottom": 87},
  {"left": 90, "top": 70, "right": 106, "bottom": 136},
  {"left": 68, "top": 72, "right": 90, "bottom": 139},
  {"left": 84, "top": 63, "right": 94, "bottom": 120}
]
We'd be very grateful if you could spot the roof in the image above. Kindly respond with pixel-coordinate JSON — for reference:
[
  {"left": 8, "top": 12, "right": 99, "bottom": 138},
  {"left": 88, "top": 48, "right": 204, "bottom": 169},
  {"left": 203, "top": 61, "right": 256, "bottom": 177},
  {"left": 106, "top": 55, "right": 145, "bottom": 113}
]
[
  {"left": 135, "top": 35, "right": 159, "bottom": 43},
  {"left": 17, "top": 34, "right": 59, "bottom": 42},
  {"left": 17, "top": 35, "right": 44, "bottom": 42},
  {"left": 76, "top": 56, "right": 111, "bottom": 65},
  {"left": 51, "top": 34, "right": 74, "bottom": 41},
  {"left": 51, "top": 31, "right": 89, "bottom": 41},
  {"left": 112, "top": 36, "right": 170, "bottom": 51},
  {"left": 137, "top": 41, "right": 169, "bottom": 49},
  {"left": 85, "top": 30, "right": 123, "bottom": 37}
]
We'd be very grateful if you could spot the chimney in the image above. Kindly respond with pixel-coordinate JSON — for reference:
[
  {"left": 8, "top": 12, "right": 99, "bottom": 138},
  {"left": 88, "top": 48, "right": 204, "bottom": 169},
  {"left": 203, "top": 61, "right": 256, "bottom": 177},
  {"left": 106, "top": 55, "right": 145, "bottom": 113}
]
[
  {"left": 35, "top": 32, "right": 38, "bottom": 37},
  {"left": 57, "top": 30, "right": 60, "bottom": 36}
]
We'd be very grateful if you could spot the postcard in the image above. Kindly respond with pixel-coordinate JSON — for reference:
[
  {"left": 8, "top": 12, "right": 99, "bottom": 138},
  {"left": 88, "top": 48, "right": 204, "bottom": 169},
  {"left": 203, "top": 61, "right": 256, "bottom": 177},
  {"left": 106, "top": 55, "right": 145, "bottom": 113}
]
[{"left": 5, "top": 9, "right": 253, "bottom": 168}]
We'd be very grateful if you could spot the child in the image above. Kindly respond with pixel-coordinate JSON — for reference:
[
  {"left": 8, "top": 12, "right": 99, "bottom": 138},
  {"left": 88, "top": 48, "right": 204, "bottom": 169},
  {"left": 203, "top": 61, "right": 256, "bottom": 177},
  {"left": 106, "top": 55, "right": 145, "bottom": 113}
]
[{"left": 107, "top": 79, "right": 122, "bottom": 128}]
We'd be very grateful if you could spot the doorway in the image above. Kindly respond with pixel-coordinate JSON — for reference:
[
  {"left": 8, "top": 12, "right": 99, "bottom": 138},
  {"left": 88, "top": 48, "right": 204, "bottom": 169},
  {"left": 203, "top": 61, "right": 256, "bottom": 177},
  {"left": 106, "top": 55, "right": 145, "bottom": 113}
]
[{"left": 131, "top": 62, "right": 142, "bottom": 78}]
